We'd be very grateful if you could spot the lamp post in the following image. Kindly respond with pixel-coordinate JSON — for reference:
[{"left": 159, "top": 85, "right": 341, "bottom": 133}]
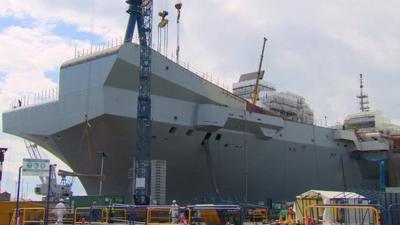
[
  {"left": 44, "top": 164, "right": 56, "bottom": 225},
  {"left": 0, "top": 147, "right": 8, "bottom": 193},
  {"left": 97, "top": 152, "right": 107, "bottom": 196},
  {"left": 15, "top": 166, "right": 22, "bottom": 225}
]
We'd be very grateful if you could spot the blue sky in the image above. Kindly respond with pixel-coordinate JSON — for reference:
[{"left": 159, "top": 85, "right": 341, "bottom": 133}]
[{"left": 0, "top": 0, "right": 399, "bottom": 200}]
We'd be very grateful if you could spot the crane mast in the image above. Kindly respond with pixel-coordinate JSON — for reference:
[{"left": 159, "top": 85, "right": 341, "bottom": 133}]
[
  {"left": 251, "top": 37, "right": 267, "bottom": 105},
  {"left": 124, "top": 0, "right": 153, "bottom": 205}
]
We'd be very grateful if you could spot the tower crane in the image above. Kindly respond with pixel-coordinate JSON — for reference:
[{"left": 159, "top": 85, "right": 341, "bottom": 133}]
[{"left": 124, "top": 0, "right": 153, "bottom": 205}]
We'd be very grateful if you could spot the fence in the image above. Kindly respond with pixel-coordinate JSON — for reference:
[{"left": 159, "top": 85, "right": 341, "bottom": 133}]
[
  {"left": 303, "top": 204, "right": 381, "bottom": 225},
  {"left": 386, "top": 204, "right": 400, "bottom": 225},
  {"left": 10, "top": 208, "right": 45, "bottom": 225},
  {"left": 74, "top": 207, "right": 109, "bottom": 224},
  {"left": 15, "top": 204, "right": 400, "bottom": 225}
]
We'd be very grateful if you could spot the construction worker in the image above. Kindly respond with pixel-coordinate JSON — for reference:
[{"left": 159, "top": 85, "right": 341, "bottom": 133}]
[
  {"left": 169, "top": 200, "right": 179, "bottom": 224},
  {"left": 81, "top": 217, "right": 88, "bottom": 225},
  {"left": 89, "top": 201, "right": 101, "bottom": 223},
  {"left": 54, "top": 199, "right": 66, "bottom": 225},
  {"left": 128, "top": 205, "right": 135, "bottom": 225},
  {"left": 287, "top": 206, "right": 295, "bottom": 225}
]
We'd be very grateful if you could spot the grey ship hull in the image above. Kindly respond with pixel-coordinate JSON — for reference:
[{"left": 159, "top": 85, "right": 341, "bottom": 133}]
[{"left": 2, "top": 43, "right": 378, "bottom": 203}]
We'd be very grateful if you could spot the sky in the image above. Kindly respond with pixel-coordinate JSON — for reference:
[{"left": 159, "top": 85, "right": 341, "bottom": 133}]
[{"left": 0, "top": 0, "right": 399, "bottom": 200}]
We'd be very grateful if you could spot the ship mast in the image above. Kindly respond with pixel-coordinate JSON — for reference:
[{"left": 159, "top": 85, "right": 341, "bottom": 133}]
[{"left": 357, "top": 74, "right": 370, "bottom": 112}]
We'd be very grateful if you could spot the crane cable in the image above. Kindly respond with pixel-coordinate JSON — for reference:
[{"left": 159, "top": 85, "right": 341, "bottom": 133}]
[
  {"left": 78, "top": 0, "right": 96, "bottom": 170},
  {"left": 201, "top": 134, "right": 222, "bottom": 200},
  {"left": 242, "top": 107, "right": 249, "bottom": 202}
]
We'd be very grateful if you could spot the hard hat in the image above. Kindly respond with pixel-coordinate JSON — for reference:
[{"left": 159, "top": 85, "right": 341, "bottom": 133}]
[
  {"left": 172, "top": 200, "right": 176, "bottom": 203},
  {"left": 59, "top": 198, "right": 64, "bottom": 202}
]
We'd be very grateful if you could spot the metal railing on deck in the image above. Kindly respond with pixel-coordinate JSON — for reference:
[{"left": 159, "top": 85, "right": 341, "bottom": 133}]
[
  {"left": 74, "top": 37, "right": 233, "bottom": 93},
  {"left": 9, "top": 37, "right": 242, "bottom": 113},
  {"left": 9, "top": 88, "right": 59, "bottom": 110},
  {"left": 74, "top": 37, "right": 125, "bottom": 59}
]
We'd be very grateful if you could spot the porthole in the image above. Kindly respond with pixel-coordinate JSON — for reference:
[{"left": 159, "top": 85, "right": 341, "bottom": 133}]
[{"left": 169, "top": 127, "right": 177, "bottom": 134}]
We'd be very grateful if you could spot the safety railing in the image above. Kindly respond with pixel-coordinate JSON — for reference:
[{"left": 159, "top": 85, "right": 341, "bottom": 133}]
[
  {"left": 9, "top": 88, "right": 59, "bottom": 110},
  {"left": 387, "top": 203, "right": 400, "bottom": 225},
  {"left": 108, "top": 204, "right": 146, "bottom": 224},
  {"left": 303, "top": 204, "right": 381, "bottom": 225},
  {"left": 74, "top": 37, "right": 125, "bottom": 59},
  {"left": 157, "top": 49, "right": 232, "bottom": 92},
  {"left": 74, "top": 37, "right": 232, "bottom": 93},
  {"left": 74, "top": 207, "right": 109, "bottom": 224},
  {"left": 188, "top": 205, "right": 242, "bottom": 225},
  {"left": 147, "top": 206, "right": 174, "bottom": 224},
  {"left": 47, "top": 207, "right": 75, "bottom": 225},
  {"left": 108, "top": 207, "right": 128, "bottom": 223},
  {"left": 10, "top": 208, "right": 45, "bottom": 225}
]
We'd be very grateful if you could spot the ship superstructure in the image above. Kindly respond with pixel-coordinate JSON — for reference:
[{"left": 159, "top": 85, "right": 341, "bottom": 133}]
[
  {"left": 233, "top": 73, "right": 314, "bottom": 124},
  {"left": 334, "top": 75, "right": 400, "bottom": 190}
]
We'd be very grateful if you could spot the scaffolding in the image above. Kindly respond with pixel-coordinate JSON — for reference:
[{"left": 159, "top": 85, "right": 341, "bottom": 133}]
[
  {"left": 232, "top": 73, "right": 314, "bottom": 124},
  {"left": 264, "top": 92, "right": 314, "bottom": 124}
]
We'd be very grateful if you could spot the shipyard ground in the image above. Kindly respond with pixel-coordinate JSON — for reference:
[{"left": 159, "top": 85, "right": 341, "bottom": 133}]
[{"left": 2, "top": 189, "right": 400, "bottom": 225}]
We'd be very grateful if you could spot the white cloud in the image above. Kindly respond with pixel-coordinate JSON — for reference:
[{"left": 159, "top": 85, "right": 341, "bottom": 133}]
[
  {"left": 0, "top": 12, "right": 92, "bottom": 199},
  {"left": 0, "top": 0, "right": 126, "bottom": 40}
]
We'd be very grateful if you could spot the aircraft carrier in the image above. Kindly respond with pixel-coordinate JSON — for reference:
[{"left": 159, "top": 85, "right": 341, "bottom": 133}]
[{"left": 3, "top": 39, "right": 400, "bottom": 204}]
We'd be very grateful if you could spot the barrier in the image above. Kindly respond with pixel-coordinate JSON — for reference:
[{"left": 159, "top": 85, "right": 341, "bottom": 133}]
[
  {"left": 147, "top": 206, "right": 174, "bottom": 225},
  {"left": 10, "top": 208, "right": 45, "bottom": 225},
  {"left": 74, "top": 207, "right": 109, "bottom": 224},
  {"left": 45, "top": 207, "right": 74, "bottom": 225},
  {"left": 303, "top": 204, "right": 381, "bottom": 225},
  {"left": 387, "top": 203, "right": 400, "bottom": 225},
  {"left": 108, "top": 207, "right": 128, "bottom": 223},
  {"left": 187, "top": 205, "right": 242, "bottom": 225}
]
